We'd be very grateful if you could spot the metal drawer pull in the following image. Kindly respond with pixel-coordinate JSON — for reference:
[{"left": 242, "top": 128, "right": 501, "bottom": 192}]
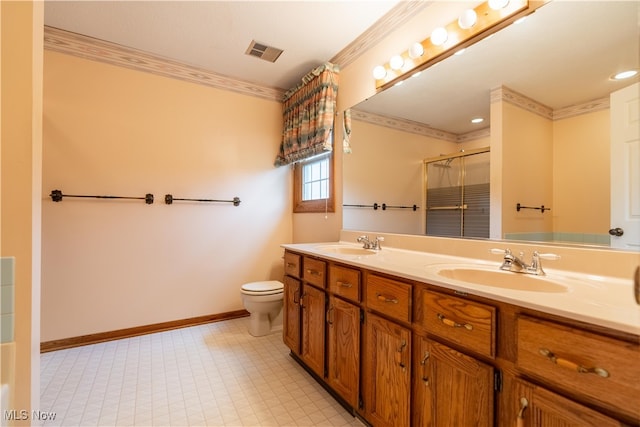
[
  {"left": 326, "top": 306, "right": 334, "bottom": 325},
  {"left": 337, "top": 281, "right": 353, "bottom": 288},
  {"left": 437, "top": 313, "right": 473, "bottom": 330},
  {"left": 306, "top": 269, "right": 321, "bottom": 276},
  {"left": 395, "top": 339, "right": 407, "bottom": 371},
  {"left": 286, "top": 262, "right": 297, "bottom": 268},
  {"left": 421, "top": 351, "right": 430, "bottom": 385},
  {"left": 376, "top": 293, "right": 398, "bottom": 304},
  {"left": 516, "top": 397, "right": 528, "bottom": 427},
  {"left": 538, "top": 348, "right": 610, "bottom": 378}
]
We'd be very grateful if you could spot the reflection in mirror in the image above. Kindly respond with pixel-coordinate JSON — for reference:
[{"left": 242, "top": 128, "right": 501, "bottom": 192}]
[{"left": 343, "top": 1, "right": 639, "bottom": 250}]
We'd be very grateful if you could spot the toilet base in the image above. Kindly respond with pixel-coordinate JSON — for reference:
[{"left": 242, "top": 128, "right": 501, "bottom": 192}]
[{"left": 247, "top": 311, "right": 282, "bottom": 337}]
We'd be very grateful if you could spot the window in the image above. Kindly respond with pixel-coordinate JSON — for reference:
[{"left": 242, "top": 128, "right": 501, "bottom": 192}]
[{"left": 293, "top": 153, "right": 335, "bottom": 213}]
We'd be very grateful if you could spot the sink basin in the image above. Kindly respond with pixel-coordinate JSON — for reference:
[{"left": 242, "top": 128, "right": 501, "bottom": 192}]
[
  {"left": 315, "top": 245, "right": 378, "bottom": 256},
  {"left": 427, "top": 264, "right": 568, "bottom": 293}
]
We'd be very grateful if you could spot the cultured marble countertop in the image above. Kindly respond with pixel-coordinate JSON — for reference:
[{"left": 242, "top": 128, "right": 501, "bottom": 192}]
[{"left": 282, "top": 241, "right": 640, "bottom": 336}]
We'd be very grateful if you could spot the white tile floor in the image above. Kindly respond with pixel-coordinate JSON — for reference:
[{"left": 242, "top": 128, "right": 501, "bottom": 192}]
[{"left": 40, "top": 318, "right": 364, "bottom": 427}]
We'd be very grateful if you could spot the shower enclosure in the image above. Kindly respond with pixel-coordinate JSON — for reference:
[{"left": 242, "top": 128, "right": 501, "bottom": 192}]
[{"left": 424, "top": 147, "right": 490, "bottom": 238}]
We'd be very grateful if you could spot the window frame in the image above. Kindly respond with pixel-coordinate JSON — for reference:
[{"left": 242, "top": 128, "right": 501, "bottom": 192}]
[{"left": 293, "top": 152, "right": 335, "bottom": 213}]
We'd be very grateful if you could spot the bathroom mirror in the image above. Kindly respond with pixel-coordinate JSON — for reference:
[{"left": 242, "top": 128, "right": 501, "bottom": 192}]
[{"left": 343, "top": 1, "right": 639, "bottom": 250}]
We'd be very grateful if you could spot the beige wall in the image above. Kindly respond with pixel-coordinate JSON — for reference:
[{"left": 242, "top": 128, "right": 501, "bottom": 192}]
[
  {"left": 1, "top": 0, "right": 43, "bottom": 418},
  {"left": 553, "top": 109, "right": 610, "bottom": 234},
  {"left": 41, "top": 51, "right": 291, "bottom": 341},
  {"left": 494, "top": 101, "right": 554, "bottom": 237}
]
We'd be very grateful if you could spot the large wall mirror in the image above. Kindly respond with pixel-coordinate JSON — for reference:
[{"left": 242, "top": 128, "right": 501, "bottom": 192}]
[{"left": 344, "top": 1, "right": 639, "bottom": 251}]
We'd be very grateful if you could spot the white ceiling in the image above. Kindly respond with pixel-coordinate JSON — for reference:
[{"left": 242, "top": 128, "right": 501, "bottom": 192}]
[{"left": 44, "top": 1, "right": 399, "bottom": 91}]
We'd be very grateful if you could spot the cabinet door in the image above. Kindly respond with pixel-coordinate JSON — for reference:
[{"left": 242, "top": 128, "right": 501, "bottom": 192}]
[
  {"left": 514, "top": 379, "right": 623, "bottom": 426},
  {"left": 301, "top": 284, "right": 326, "bottom": 377},
  {"left": 363, "top": 312, "right": 411, "bottom": 427},
  {"left": 327, "top": 296, "right": 360, "bottom": 408},
  {"left": 283, "top": 276, "right": 301, "bottom": 354},
  {"left": 414, "top": 335, "right": 494, "bottom": 427}
]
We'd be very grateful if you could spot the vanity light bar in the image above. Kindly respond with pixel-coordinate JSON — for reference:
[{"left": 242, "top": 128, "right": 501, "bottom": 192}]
[{"left": 374, "top": 0, "right": 544, "bottom": 90}]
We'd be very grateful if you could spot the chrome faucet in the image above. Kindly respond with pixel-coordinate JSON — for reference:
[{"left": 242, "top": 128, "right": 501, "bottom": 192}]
[
  {"left": 357, "top": 235, "right": 384, "bottom": 251},
  {"left": 491, "top": 248, "right": 559, "bottom": 276}
]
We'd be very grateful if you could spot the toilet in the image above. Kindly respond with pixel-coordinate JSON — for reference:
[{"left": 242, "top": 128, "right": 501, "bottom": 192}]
[{"left": 240, "top": 280, "right": 284, "bottom": 337}]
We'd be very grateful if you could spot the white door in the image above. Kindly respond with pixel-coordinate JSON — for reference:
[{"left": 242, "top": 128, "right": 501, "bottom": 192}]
[{"left": 610, "top": 82, "right": 640, "bottom": 250}]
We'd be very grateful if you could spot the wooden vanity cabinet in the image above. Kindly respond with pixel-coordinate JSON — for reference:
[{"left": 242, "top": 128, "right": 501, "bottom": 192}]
[
  {"left": 363, "top": 312, "right": 411, "bottom": 427},
  {"left": 413, "top": 335, "right": 494, "bottom": 427},
  {"left": 326, "top": 264, "right": 362, "bottom": 409},
  {"left": 282, "top": 250, "right": 640, "bottom": 426}
]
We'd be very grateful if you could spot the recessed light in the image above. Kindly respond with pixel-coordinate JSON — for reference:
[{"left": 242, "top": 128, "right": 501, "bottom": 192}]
[
  {"left": 611, "top": 69, "right": 639, "bottom": 80},
  {"left": 471, "top": 117, "right": 484, "bottom": 124}
]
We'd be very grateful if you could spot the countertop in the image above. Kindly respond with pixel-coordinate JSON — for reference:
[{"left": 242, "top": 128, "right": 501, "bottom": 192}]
[{"left": 282, "top": 241, "right": 640, "bottom": 336}]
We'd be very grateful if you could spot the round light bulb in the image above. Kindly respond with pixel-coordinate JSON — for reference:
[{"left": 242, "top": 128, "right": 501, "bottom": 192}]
[
  {"left": 431, "top": 27, "right": 448, "bottom": 46},
  {"left": 372, "top": 65, "right": 387, "bottom": 80},
  {"left": 389, "top": 55, "right": 404, "bottom": 70},
  {"left": 408, "top": 42, "right": 424, "bottom": 59},
  {"left": 458, "top": 9, "right": 477, "bottom": 30},
  {"left": 488, "top": 0, "right": 509, "bottom": 10}
]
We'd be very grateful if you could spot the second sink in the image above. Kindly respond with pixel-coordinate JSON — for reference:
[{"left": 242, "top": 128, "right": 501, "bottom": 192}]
[{"left": 426, "top": 264, "right": 569, "bottom": 293}]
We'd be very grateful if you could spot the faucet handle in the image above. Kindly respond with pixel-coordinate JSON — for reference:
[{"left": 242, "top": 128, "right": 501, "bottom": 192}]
[{"left": 536, "top": 252, "right": 561, "bottom": 261}]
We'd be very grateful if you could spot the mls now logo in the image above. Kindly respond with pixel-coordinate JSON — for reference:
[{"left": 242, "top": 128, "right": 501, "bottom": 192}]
[{"left": 4, "top": 410, "right": 57, "bottom": 421}]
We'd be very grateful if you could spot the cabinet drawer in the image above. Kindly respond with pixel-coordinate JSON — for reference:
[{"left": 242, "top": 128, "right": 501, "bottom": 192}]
[
  {"left": 366, "top": 274, "right": 411, "bottom": 323},
  {"left": 329, "top": 265, "right": 361, "bottom": 302},
  {"left": 516, "top": 316, "right": 640, "bottom": 421},
  {"left": 303, "top": 257, "right": 326, "bottom": 288},
  {"left": 421, "top": 290, "right": 495, "bottom": 358},
  {"left": 284, "top": 251, "right": 301, "bottom": 278}
]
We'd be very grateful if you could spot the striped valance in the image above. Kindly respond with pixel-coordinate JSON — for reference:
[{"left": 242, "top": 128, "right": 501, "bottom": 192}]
[{"left": 274, "top": 62, "right": 339, "bottom": 167}]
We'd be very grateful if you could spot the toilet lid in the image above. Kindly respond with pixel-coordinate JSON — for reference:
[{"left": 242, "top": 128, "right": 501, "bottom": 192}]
[{"left": 241, "top": 280, "right": 284, "bottom": 293}]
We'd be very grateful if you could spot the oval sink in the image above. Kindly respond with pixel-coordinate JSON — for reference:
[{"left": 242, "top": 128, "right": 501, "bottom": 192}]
[
  {"left": 315, "top": 245, "right": 377, "bottom": 256},
  {"left": 428, "top": 265, "right": 568, "bottom": 293}
]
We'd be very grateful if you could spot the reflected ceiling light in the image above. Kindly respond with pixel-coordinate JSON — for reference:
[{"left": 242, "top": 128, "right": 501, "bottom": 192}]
[
  {"left": 458, "top": 9, "right": 477, "bottom": 30},
  {"left": 411, "top": 71, "right": 422, "bottom": 78},
  {"left": 471, "top": 117, "right": 484, "bottom": 124},
  {"left": 514, "top": 16, "right": 527, "bottom": 24},
  {"left": 390, "top": 55, "right": 404, "bottom": 70},
  {"left": 431, "top": 27, "right": 448, "bottom": 46},
  {"left": 372, "top": 65, "right": 387, "bottom": 80},
  {"left": 394, "top": 81, "right": 404, "bottom": 87},
  {"left": 454, "top": 48, "right": 467, "bottom": 56},
  {"left": 611, "top": 69, "right": 639, "bottom": 80},
  {"left": 408, "top": 42, "right": 425, "bottom": 59},
  {"left": 488, "top": 0, "right": 509, "bottom": 10}
]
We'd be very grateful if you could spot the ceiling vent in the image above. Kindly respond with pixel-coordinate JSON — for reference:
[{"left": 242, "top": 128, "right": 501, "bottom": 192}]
[{"left": 245, "top": 40, "right": 283, "bottom": 63}]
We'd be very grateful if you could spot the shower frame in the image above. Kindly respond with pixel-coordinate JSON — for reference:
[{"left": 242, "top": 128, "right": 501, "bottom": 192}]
[{"left": 424, "top": 146, "right": 490, "bottom": 237}]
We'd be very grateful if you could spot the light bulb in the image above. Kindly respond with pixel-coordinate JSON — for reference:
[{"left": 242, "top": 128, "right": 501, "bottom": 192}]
[
  {"left": 612, "top": 69, "right": 638, "bottom": 80},
  {"left": 458, "top": 9, "right": 477, "bottom": 29},
  {"left": 372, "top": 65, "right": 387, "bottom": 80},
  {"left": 408, "top": 42, "right": 424, "bottom": 59},
  {"left": 431, "top": 27, "right": 448, "bottom": 46},
  {"left": 488, "top": 0, "right": 509, "bottom": 10},
  {"left": 390, "top": 55, "right": 404, "bottom": 70}
]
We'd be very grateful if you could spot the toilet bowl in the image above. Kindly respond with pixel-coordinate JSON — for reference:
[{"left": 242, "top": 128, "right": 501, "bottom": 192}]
[{"left": 240, "top": 280, "right": 284, "bottom": 337}]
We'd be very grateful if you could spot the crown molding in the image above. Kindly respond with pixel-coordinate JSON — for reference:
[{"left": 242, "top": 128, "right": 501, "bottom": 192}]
[
  {"left": 351, "top": 109, "right": 491, "bottom": 143},
  {"left": 44, "top": 26, "right": 286, "bottom": 102},
  {"left": 331, "top": 1, "right": 429, "bottom": 67},
  {"left": 553, "top": 97, "right": 609, "bottom": 120},
  {"left": 491, "top": 86, "right": 554, "bottom": 120}
]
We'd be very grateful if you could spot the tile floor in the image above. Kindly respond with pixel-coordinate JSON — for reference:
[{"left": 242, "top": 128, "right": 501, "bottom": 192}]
[{"left": 39, "top": 318, "right": 364, "bottom": 426}]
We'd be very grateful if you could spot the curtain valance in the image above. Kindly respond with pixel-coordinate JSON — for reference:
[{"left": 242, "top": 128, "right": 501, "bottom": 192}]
[{"left": 274, "top": 62, "right": 339, "bottom": 167}]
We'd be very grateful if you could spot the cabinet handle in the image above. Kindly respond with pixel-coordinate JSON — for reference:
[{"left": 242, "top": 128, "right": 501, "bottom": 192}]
[
  {"left": 420, "top": 351, "right": 430, "bottom": 385},
  {"left": 337, "top": 281, "right": 353, "bottom": 288},
  {"left": 293, "top": 289, "right": 300, "bottom": 304},
  {"left": 306, "top": 269, "right": 321, "bottom": 277},
  {"left": 394, "top": 339, "right": 407, "bottom": 371},
  {"left": 538, "top": 348, "right": 610, "bottom": 378},
  {"left": 516, "top": 397, "right": 528, "bottom": 427},
  {"left": 437, "top": 313, "right": 473, "bottom": 330},
  {"left": 286, "top": 262, "right": 297, "bottom": 269},
  {"left": 376, "top": 293, "right": 399, "bottom": 304},
  {"left": 326, "top": 306, "right": 334, "bottom": 325},
  {"left": 299, "top": 293, "right": 305, "bottom": 308}
]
